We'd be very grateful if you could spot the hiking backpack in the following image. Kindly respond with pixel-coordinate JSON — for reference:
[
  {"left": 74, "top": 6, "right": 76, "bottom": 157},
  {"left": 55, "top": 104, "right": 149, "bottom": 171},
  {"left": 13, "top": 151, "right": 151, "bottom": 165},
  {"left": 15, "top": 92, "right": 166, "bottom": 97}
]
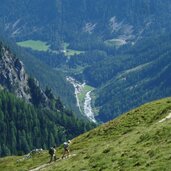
[
  {"left": 49, "top": 147, "right": 54, "bottom": 155},
  {"left": 63, "top": 142, "right": 68, "bottom": 149}
]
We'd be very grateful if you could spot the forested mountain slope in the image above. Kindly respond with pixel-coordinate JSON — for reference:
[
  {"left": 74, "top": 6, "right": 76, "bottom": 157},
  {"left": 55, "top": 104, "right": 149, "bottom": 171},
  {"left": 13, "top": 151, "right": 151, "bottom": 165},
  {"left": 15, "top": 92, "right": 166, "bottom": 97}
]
[
  {"left": 90, "top": 34, "right": 171, "bottom": 121},
  {"left": 15, "top": 47, "right": 78, "bottom": 114},
  {"left": 0, "top": 34, "right": 80, "bottom": 115},
  {"left": 1, "top": 97, "right": 171, "bottom": 170},
  {"left": 0, "top": 40, "right": 95, "bottom": 157},
  {"left": 1, "top": 0, "right": 171, "bottom": 43},
  {"left": 1, "top": 0, "right": 171, "bottom": 123}
]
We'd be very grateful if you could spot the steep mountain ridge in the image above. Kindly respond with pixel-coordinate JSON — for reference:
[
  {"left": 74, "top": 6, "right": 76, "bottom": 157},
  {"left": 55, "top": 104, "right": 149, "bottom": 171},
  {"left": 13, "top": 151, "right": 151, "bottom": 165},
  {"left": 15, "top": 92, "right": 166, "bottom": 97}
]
[
  {"left": 0, "top": 34, "right": 79, "bottom": 116},
  {"left": 0, "top": 41, "right": 50, "bottom": 106},
  {"left": 0, "top": 42, "right": 30, "bottom": 101}
]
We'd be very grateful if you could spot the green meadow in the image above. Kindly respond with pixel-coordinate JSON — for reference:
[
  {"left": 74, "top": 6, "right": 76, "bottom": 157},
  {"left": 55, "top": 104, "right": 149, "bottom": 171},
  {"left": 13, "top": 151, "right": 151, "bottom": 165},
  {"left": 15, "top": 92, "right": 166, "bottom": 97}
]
[
  {"left": 17, "top": 41, "right": 84, "bottom": 56},
  {"left": 62, "top": 43, "right": 84, "bottom": 57},
  {"left": 17, "top": 40, "right": 50, "bottom": 51}
]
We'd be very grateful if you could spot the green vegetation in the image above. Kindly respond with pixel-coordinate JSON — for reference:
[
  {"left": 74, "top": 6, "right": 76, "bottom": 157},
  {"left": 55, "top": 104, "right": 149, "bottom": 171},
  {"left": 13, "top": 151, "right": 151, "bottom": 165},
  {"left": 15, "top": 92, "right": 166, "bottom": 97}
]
[
  {"left": 77, "top": 85, "right": 94, "bottom": 112},
  {"left": 84, "top": 34, "right": 171, "bottom": 122},
  {"left": 62, "top": 43, "right": 84, "bottom": 57},
  {"left": 62, "top": 43, "right": 70, "bottom": 50},
  {"left": 78, "top": 85, "right": 94, "bottom": 104},
  {"left": 0, "top": 39, "right": 95, "bottom": 159},
  {"left": 13, "top": 42, "right": 79, "bottom": 115},
  {"left": 0, "top": 88, "right": 95, "bottom": 157},
  {"left": 104, "top": 38, "right": 126, "bottom": 47},
  {"left": 1, "top": 97, "right": 171, "bottom": 170},
  {"left": 1, "top": 38, "right": 80, "bottom": 116},
  {"left": 9, "top": 1, "right": 171, "bottom": 124},
  {"left": 1, "top": 0, "right": 171, "bottom": 124},
  {"left": 0, "top": 152, "right": 49, "bottom": 171},
  {"left": 65, "top": 49, "right": 84, "bottom": 57},
  {"left": 17, "top": 40, "right": 50, "bottom": 51}
]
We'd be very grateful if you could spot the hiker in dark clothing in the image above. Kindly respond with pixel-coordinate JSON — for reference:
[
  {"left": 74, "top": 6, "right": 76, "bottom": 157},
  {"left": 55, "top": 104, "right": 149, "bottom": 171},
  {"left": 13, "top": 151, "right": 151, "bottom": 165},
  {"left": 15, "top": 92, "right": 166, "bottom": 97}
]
[
  {"left": 62, "top": 140, "right": 71, "bottom": 159},
  {"left": 49, "top": 146, "right": 57, "bottom": 162}
]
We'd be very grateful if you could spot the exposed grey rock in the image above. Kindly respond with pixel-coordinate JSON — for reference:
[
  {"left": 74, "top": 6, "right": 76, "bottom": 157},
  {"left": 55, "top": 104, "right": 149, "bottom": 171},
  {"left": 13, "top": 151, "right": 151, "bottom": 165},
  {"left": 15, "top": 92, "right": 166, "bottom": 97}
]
[{"left": 0, "top": 43, "right": 31, "bottom": 101}]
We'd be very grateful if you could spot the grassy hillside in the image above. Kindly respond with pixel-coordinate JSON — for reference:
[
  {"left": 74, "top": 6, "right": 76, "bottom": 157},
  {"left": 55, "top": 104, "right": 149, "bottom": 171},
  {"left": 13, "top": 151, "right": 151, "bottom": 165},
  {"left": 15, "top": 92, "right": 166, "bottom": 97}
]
[{"left": 1, "top": 97, "right": 171, "bottom": 171}]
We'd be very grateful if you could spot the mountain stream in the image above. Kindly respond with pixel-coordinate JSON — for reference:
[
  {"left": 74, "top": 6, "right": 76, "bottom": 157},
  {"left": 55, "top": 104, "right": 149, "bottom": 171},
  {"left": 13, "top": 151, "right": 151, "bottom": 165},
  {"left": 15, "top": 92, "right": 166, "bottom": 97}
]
[{"left": 66, "top": 77, "right": 96, "bottom": 123}]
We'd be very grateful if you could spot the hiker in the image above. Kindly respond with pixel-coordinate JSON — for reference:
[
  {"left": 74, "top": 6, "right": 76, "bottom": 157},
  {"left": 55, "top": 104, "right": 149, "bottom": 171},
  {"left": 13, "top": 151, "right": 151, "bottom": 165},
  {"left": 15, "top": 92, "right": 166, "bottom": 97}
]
[
  {"left": 49, "top": 146, "right": 57, "bottom": 162},
  {"left": 62, "top": 140, "right": 71, "bottom": 159}
]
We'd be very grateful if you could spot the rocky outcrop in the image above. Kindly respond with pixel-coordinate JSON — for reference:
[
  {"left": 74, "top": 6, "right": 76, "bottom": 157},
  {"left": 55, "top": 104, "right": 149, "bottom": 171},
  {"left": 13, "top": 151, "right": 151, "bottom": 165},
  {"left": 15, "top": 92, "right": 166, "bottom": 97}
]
[{"left": 0, "top": 42, "right": 30, "bottom": 101}]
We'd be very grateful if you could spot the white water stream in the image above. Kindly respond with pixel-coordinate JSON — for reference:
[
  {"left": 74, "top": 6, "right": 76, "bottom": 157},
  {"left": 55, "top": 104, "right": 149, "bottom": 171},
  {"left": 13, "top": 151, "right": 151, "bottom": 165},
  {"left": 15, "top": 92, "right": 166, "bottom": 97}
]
[
  {"left": 66, "top": 77, "right": 96, "bottom": 123},
  {"left": 84, "top": 91, "right": 96, "bottom": 123}
]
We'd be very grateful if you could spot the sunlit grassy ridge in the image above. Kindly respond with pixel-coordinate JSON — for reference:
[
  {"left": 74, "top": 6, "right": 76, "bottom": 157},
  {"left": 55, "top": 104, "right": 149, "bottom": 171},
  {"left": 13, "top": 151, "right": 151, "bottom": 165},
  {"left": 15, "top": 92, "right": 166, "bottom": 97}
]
[
  {"left": 1, "top": 97, "right": 171, "bottom": 171},
  {"left": 17, "top": 40, "right": 50, "bottom": 51}
]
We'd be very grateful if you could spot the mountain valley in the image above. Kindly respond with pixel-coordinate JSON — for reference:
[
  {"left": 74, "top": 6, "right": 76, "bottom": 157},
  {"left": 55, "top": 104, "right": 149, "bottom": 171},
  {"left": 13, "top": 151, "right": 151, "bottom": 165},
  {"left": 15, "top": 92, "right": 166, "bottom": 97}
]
[{"left": 0, "top": 1, "right": 171, "bottom": 170}]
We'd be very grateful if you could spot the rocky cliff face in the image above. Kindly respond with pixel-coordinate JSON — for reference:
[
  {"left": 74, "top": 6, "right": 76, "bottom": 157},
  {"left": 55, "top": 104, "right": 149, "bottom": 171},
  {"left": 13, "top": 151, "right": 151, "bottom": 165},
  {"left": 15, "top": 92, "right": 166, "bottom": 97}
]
[{"left": 0, "top": 42, "right": 31, "bottom": 101}]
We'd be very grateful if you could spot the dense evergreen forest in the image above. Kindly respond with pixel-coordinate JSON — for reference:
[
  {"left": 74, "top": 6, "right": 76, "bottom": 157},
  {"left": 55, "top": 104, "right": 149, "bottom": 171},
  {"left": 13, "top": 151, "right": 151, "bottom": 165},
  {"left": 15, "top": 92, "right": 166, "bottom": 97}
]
[
  {"left": 93, "top": 34, "right": 171, "bottom": 121},
  {"left": 0, "top": 89, "right": 95, "bottom": 157}
]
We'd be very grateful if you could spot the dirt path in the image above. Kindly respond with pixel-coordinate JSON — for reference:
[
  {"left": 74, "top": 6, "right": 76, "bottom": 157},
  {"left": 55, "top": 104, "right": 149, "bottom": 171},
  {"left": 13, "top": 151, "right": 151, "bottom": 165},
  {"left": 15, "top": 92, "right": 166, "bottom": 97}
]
[
  {"left": 29, "top": 154, "right": 76, "bottom": 171},
  {"left": 159, "top": 112, "right": 171, "bottom": 123},
  {"left": 29, "top": 163, "right": 51, "bottom": 171}
]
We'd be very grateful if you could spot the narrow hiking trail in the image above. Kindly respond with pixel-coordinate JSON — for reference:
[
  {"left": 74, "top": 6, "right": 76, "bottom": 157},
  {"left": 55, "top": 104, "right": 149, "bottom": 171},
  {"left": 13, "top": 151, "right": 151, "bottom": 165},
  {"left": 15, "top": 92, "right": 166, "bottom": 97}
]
[
  {"left": 29, "top": 154, "right": 76, "bottom": 171},
  {"left": 29, "top": 159, "right": 62, "bottom": 171},
  {"left": 29, "top": 163, "right": 51, "bottom": 171},
  {"left": 159, "top": 112, "right": 171, "bottom": 123}
]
